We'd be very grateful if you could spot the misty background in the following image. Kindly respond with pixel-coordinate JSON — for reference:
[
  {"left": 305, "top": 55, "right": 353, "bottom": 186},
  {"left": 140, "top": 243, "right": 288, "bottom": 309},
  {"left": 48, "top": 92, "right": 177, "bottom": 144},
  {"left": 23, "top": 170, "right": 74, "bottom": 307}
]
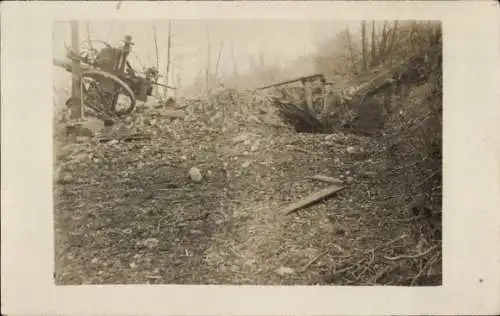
[{"left": 53, "top": 20, "right": 361, "bottom": 97}]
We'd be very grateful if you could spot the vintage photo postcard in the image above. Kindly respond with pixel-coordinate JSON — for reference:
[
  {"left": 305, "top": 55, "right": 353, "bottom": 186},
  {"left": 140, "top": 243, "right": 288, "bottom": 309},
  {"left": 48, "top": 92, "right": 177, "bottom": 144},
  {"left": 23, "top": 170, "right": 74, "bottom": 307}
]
[{"left": 2, "top": 1, "right": 499, "bottom": 315}]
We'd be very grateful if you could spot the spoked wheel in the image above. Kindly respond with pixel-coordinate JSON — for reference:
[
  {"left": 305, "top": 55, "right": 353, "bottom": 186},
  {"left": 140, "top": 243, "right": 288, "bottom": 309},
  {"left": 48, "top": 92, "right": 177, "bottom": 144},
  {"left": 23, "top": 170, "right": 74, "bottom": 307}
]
[
  {"left": 81, "top": 70, "right": 136, "bottom": 119},
  {"left": 78, "top": 40, "right": 112, "bottom": 65}
]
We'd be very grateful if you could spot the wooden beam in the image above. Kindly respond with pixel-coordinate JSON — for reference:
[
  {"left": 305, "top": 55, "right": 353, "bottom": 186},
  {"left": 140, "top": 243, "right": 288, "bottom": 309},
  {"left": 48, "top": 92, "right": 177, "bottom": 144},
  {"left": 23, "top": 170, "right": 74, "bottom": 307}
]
[
  {"left": 303, "top": 80, "right": 315, "bottom": 117},
  {"left": 255, "top": 73, "right": 325, "bottom": 91},
  {"left": 280, "top": 185, "right": 344, "bottom": 216},
  {"left": 306, "top": 175, "right": 344, "bottom": 185}
]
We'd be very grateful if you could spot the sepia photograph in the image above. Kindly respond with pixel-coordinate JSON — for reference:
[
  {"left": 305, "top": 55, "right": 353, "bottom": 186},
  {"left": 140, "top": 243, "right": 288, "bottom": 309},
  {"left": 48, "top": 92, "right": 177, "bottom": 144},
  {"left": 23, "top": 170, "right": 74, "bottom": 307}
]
[
  {"left": 52, "top": 19, "right": 443, "bottom": 286},
  {"left": 3, "top": 1, "right": 500, "bottom": 315}
]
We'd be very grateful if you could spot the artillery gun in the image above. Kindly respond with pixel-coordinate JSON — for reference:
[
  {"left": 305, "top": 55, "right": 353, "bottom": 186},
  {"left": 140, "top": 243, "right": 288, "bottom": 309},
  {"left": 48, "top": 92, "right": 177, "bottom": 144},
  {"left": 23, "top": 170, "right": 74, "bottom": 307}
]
[{"left": 54, "top": 35, "right": 175, "bottom": 124}]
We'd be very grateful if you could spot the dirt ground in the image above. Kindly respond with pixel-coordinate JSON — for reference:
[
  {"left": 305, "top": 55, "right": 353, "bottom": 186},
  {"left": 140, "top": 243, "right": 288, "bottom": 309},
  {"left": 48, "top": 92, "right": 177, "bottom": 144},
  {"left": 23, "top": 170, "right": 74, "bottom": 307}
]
[{"left": 54, "top": 102, "right": 442, "bottom": 285}]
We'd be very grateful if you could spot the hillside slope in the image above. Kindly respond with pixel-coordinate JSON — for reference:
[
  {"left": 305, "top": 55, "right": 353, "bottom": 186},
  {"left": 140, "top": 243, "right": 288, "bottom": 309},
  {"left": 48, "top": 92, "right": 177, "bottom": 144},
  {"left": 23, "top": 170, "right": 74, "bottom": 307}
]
[{"left": 54, "top": 43, "right": 442, "bottom": 285}]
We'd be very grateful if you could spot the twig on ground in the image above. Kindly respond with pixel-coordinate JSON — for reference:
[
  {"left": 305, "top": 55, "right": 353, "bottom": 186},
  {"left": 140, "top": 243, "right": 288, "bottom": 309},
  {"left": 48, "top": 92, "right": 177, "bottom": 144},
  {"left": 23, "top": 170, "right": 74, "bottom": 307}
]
[
  {"left": 371, "top": 265, "right": 393, "bottom": 284},
  {"left": 334, "top": 264, "right": 357, "bottom": 275},
  {"left": 368, "top": 234, "right": 407, "bottom": 254},
  {"left": 300, "top": 249, "right": 330, "bottom": 272},
  {"left": 411, "top": 170, "right": 440, "bottom": 191},
  {"left": 390, "top": 215, "right": 425, "bottom": 223},
  {"left": 384, "top": 245, "right": 438, "bottom": 260},
  {"left": 331, "top": 243, "right": 344, "bottom": 253},
  {"left": 156, "top": 218, "right": 162, "bottom": 232},
  {"left": 410, "top": 251, "right": 441, "bottom": 285},
  {"left": 285, "top": 145, "right": 310, "bottom": 154},
  {"left": 346, "top": 264, "right": 371, "bottom": 285},
  {"left": 175, "top": 212, "right": 210, "bottom": 225}
]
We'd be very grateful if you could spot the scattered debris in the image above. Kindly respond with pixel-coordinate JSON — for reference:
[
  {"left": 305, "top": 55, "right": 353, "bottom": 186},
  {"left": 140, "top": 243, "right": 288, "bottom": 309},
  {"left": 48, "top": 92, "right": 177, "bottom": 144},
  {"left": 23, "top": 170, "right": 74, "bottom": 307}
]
[
  {"left": 162, "top": 109, "right": 187, "bottom": 119},
  {"left": 300, "top": 249, "right": 330, "bottom": 272},
  {"left": 136, "top": 238, "right": 159, "bottom": 250},
  {"left": 54, "top": 28, "right": 442, "bottom": 286},
  {"left": 98, "top": 132, "right": 152, "bottom": 143},
  {"left": 232, "top": 133, "right": 253, "bottom": 144}
]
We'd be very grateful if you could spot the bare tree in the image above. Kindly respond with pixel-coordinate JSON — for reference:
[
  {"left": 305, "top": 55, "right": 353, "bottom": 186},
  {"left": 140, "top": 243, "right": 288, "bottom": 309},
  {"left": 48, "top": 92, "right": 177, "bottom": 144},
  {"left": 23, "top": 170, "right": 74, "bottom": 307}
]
[
  {"left": 205, "top": 24, "right": 211, "bottom": 94},
  {"left": 152, "top": 23, "right": 160, "bottom": 97},
  {"left": 85, "top": 22, "right": 92, "bottom": 46},
  {"left": 152, "top": 24, "right": 159, "bottom": 70},
  {"left": 377, "top": 21, "right": 389, "bottom": 64},
  {"left": 213, "top": 40, "right": 225, "bottom": 87},
  {"left": 370, "top": 20, "right": 377, "bottom": 67},
  {"left": 258, "top": 51, "right": 266, "bottom": 70},
  {"left": 385, "top": 21, "right": 398, "bottom": 64},
  {"left": 344, "top": 25, "right": 357, "bottom": 75},
  {"left": 175, "top": 68, "right": 182, "bottom": 98},
  {"left": 361, "top": 20, "right": 368, "bottom": 71},
  {"left": 230, "top": 38, "right": 239, "bottom": 78},
  {"left": 163, "top": 20, "right": 173, "bottom": 98},
  {"left": 409, "top": 21, "right": 419, "bottom": 52}
]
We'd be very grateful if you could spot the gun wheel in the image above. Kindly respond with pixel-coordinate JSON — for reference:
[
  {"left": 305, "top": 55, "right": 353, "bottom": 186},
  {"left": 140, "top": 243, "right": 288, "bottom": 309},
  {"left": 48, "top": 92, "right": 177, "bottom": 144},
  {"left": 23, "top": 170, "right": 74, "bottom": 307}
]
[
  {"left": 81, "top": 69, "right": 136, "bottom": 117},
  {"left": 78, "top": 40, "right": 112, "bottom": 65}
]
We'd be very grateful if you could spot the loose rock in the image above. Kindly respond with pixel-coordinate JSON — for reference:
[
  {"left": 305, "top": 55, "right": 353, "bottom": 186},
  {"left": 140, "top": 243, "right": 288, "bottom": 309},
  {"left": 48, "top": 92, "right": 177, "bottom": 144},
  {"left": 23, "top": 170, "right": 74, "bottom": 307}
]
[
  {"left": 189, "top": 167, "right": 203, "bottom": 182},
  {"left": 250, "top": 140, "right": 260, "bottom": 152},
  {"left": 346, "top": 146, "right": 357, "bottom": 154},
  {"left": 107, "top": 139, "right": 119, "bottom": 146},
  {"left": 232, "top": 133, "right": 252, "bottom": 144},
  {"left": 276, "top": 266, "right": 295, "bottom": 276}
]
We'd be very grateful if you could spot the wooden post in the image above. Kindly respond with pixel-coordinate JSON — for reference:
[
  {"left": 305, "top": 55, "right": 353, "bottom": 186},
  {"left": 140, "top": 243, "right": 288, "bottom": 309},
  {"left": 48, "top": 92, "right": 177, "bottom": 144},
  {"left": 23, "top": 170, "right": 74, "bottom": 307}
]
[
  {"left": 303, "top": 80, "right": 315, "bottom": 117},
  {"left": 70, "top": 20, "right": 83, "bottom": 120},
  {"left": 320, "top": 84, "right": 329, "bottom": 118}
]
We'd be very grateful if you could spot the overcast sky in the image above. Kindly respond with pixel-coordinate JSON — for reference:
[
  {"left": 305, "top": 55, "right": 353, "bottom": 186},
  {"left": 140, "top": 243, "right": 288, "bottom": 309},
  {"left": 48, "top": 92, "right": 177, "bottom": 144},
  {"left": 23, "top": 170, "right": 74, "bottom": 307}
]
[{"left": 53, "top": 20, "right": 361, "bottom": 91}]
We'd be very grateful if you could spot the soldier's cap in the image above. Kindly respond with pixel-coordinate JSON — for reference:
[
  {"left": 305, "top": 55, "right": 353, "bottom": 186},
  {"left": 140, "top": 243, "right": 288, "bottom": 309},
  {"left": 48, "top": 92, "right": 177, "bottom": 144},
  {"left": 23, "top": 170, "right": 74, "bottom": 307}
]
[{"left": 122, "top": 35, "right": 135, "bottom": 45}]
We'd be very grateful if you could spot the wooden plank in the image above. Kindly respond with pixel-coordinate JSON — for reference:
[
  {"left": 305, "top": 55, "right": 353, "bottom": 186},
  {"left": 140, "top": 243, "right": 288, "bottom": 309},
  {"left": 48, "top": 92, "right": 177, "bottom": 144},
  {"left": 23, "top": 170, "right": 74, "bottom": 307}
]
[
  {"left": 306, "top": 175, "right": 344, "bottom": 185},
  {"left": 280, "top": 185, "right": 344, "bottom": 216}
]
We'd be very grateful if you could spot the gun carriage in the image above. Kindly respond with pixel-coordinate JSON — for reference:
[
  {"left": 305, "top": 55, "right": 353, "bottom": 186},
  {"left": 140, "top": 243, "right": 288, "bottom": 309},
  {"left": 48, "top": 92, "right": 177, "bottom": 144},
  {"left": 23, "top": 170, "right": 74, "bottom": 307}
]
[{"left": 54, "top": 35, "right": 175, "bottom": 123}]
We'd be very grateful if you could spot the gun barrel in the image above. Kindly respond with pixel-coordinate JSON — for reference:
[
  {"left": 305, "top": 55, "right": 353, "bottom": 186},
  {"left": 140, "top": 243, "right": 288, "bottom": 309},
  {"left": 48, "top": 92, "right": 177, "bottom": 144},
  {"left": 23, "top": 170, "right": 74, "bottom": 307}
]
[
  {"left": 152, "top": 82, "right": 177, "bottom": 90},
  {"left": 53, "top": 59, "right": 92, "bottom": 72}
]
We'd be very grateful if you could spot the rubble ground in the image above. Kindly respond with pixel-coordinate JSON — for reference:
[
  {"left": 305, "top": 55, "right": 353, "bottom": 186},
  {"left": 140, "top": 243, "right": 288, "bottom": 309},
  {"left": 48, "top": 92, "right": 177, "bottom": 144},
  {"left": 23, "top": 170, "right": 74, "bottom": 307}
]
[{"left": 54, "top": 90, "right": 442, "bottom": 285}]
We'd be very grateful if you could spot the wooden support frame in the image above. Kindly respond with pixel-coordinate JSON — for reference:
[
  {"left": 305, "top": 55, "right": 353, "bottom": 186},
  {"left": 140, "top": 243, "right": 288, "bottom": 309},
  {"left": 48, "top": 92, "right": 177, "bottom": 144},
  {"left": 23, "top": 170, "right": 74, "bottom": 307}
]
[{"left": 255, "top": 73, "right": 326, "bottom": 91}]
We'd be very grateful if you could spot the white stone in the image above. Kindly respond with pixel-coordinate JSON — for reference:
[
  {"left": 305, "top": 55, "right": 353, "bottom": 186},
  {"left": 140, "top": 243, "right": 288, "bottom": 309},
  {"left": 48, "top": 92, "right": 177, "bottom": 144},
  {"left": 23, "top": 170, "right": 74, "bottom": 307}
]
[
  {"left": 276, "top": 266, "right": 295, "bottom": 276},
  {"left": 189, "top": 167, "right": 203, "bottom": 182}
]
